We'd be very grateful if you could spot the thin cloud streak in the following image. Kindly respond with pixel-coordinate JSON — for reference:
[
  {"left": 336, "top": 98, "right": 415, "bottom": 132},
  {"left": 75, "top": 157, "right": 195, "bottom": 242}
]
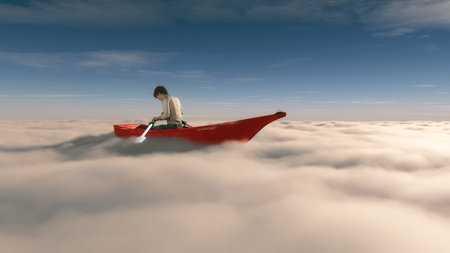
[
  {"left": 0, "top": 0, "right": 168, "bottom": 26},
  {"left": 228, "top": 77, "right": 264, "bottom": 82},
  {"left": 425, "top": 43, "right": 440, "bottom": 52},
  {"left": 369, "top": 0, "right": 450, "bottom": 29},
  {"left": 373, "top": 27, "right": 416, "bottom": 37},
  {"left": 269, "top": 57, "right": 309, "bottom": 68},
  {"left": 413, "top": 84, "right": 437, "bottom": 88},
  {"left": 323, "top": 100, "right": 394, "bottom": 104},
  {"left": 0, "top": 51, "right": 176, "bottom": 69},
  {"left": 137, "top": 69, "right": 209, "bottom": 80},
  {"left": 0, "top": 94, "right": 102, "bottom": 98}
]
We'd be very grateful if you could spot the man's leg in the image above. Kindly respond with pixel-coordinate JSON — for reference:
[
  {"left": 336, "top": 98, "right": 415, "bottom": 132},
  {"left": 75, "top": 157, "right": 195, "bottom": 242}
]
[{"left": 151, "top": 124, "right": 180, "bottom": 130}]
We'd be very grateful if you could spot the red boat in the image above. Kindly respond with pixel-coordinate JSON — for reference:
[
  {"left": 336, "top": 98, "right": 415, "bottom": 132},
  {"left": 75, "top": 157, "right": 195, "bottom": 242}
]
[{"left": 114, "top": 112, "right": 286, "bottom": 144}]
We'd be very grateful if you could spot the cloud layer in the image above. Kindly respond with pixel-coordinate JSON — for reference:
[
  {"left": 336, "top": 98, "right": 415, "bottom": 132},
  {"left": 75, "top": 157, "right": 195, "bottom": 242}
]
[
  {"left": 369, "top": 0, "right": 450, "bottom": 28},
  {"left": 1, "top": 119, "right": 450, "bottom": 253},
  {"left": 1, "top": 0, "right": 450, "bottom": 31},
  {"left": 0, "top": 0, "right": 371, "bottom": 26}
]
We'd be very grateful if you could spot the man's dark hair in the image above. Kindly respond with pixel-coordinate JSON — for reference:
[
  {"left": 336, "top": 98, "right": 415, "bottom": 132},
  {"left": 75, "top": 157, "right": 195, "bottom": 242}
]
[{"left": 153, "top": 86, "right": 168, "bottom": 98}]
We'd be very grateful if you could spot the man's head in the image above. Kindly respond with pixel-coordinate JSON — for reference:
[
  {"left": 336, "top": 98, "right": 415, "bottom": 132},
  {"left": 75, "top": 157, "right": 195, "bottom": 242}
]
[{"left": 154, "top": 86, "right": 168, "bottom": 101}]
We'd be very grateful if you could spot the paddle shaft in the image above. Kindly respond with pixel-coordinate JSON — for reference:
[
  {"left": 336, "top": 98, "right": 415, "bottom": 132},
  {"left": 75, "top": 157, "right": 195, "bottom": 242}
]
[{"left": 135, "top": 120, "right": 156, "bottom": 143}]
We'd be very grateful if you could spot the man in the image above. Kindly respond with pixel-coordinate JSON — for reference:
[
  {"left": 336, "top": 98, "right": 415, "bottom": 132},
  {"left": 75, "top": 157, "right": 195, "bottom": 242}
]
[{"left": 151, "top": 86, "right": 183, "bottom": 130}]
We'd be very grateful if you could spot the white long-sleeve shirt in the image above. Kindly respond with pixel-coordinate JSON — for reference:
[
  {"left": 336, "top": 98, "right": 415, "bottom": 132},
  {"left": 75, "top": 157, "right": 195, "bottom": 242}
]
[{"left": 160, "top": 94, "right": 183, "bottom": 124}]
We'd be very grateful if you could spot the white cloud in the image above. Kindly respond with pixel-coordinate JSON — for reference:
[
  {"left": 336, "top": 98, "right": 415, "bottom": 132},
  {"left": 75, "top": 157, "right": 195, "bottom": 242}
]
[
  {"left": 137, "top": 69, "right": 209, "bottom": 80},
  {"left": 0, "top": 94, "right": 100, "bottom": 98},
  {"left": 245, "top": 0, "right": 366, "bottom": 22},
  {"left": 324, "top": 100, "right": 394, "bottom": 104},
  {"left": 228, "top": 77, "right": 264, "bottom": 82},
  {"left": 429, "top": 105, "right": 450, "bottom": 110},
  {"left": 270, "top": 57, "right": 309, "bottom": 68},
  {"left": 0, "top": 0, "right": 168, "bottom": 26},
  {"left": 300, "top": 90, "right": 319, "bottom": 94},
  {"left": 373, "top": 27, "right": 416, "bottom": 37},
  {"left": 413, "top": 84, "right": 437, "bottom": 88},
  {"left": 0, "top": 51, "right": 175, "bottom": 69},
  {"left": 425, "top": 43, "right": 440, "bottom": 52},
  {"left": 369, "top": 0, "right": 450, "bottom": 29},
  {"left": 1, "top": 119, "right": 450, "bottom": 252},
  {"left": 194, "top": 86, "right": 220, "bottom": 90}
]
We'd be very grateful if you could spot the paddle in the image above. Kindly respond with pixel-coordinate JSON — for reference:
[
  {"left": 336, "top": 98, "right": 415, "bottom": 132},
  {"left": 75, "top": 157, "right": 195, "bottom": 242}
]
[{"left": 135, "top": 120, "right": 156, "bottom": 143}]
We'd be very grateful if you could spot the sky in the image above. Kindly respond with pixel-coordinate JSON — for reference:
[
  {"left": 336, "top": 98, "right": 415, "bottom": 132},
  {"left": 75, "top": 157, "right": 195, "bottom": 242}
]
[
  {"left": 1, "top": 119, "right": 450, "bottom": 252},
  {"left": 1, "top": 0, "right": 450, "bottom": 120}
]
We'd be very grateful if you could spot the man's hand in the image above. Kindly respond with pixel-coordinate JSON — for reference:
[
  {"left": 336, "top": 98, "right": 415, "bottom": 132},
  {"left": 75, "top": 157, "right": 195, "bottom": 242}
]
[{"left": 152, "top": 116, "right": 161, "bottom": 121}]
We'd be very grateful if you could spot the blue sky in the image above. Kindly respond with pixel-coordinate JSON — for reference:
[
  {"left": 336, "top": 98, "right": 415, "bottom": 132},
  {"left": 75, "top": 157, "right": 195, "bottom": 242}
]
[{"left": 1, "top": 0, "right": 450, "bottom": 120}]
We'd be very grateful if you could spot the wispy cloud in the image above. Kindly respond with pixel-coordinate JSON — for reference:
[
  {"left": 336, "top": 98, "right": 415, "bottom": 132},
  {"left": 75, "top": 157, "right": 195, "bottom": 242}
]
[
  {"left": 0, "top": 94, "right": 101, "bottom": 99},
  {"left": 425, "top": 43, "right": 440, "bottom": 52},
  {"left": 137, "top": 69, "right": 209, "bottom": 80},
  {"left": 228, "top": 77, "right": 264, "bottom": 82},
  {"left": 373, "top": 27, "right": 416, "bottom": 38},
  {"left": 202, "top": 101, "right": 240, "bottom": 107},
  {"left": 0, "top": 51, "right": 175, "bottom": 70},
  {"left": 429, "top": 105, "right": 450, "bottom": 110},
  {"left": 194, "top": 86, "right": 220, "bottom": 90},
  {"left": 300, "top": 90, "right": 319, "bottom": 94},
  {"left": 269, "top": 57, "right": 309, "bottom": 68},
  {"left": 324, "top": 100, "right": 394, "bottom": 104},
  {"left": 413, "top": 84, "right": 437, "bottom": 88},
  {"left": 0, "top": 0, "right": 168, "bottom": 26},
  {"left": 78, "top": 51, "right": 153, "bottom": 67},
  {"left": 369, "top": 0, "right": 450, "bottom": 29}
]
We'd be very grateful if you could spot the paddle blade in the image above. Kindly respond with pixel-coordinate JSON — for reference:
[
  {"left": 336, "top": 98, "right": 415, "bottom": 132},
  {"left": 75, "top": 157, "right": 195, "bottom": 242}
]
[
  {"left": 134, "top": 135, "right": 147, "bottom": 143},
  {"left": 134, "top": 121, "right": 155, "bottom": 143}
]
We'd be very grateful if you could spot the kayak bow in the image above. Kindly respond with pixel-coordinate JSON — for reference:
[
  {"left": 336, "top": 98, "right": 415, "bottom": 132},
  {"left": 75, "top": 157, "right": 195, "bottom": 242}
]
[{"left": 114, "top": 112, "right": 286, "bottom": 144}]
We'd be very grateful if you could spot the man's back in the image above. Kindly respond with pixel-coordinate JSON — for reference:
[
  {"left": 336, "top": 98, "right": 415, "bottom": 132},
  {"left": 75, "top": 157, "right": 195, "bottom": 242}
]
[{"left": 160, "top": 95, "right": 183, "bottom": 125}]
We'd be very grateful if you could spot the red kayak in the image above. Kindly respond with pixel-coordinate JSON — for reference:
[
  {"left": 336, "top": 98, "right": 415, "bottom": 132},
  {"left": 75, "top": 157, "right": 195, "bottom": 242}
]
[{"left": 114, "top": 112, "right": 286, "bottom": 144}]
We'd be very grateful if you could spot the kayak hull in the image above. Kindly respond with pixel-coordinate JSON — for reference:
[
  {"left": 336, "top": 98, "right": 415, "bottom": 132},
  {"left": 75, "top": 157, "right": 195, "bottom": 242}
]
[{"left": 114, "top": 112, "right": 286, "bottom": 144}]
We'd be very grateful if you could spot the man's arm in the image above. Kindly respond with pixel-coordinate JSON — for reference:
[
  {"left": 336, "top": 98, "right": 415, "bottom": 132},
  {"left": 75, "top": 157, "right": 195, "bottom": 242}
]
[{"left": 153, "top": 96, "right": 171, "bottom": 121}]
